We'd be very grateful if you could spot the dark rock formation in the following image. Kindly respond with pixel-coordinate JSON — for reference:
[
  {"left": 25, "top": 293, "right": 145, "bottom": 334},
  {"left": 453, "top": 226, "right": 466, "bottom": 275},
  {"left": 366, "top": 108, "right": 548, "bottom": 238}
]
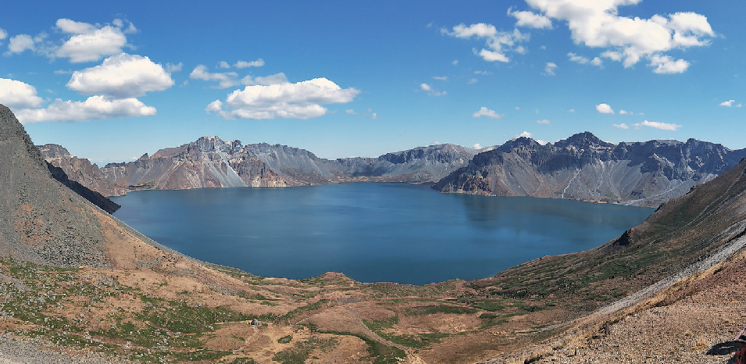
[
  {"left": 45, "top": 162, "right": 120, "bottom": 214},
  {"left": 435, "top": 132, "right": 746, "bottom": 207}
]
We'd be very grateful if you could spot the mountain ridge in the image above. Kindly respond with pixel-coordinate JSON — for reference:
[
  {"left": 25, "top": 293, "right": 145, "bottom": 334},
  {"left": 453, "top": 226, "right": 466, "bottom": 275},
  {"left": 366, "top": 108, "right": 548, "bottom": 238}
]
[{"left": 435, "top": 131, "right": 746, "bottom": 207}]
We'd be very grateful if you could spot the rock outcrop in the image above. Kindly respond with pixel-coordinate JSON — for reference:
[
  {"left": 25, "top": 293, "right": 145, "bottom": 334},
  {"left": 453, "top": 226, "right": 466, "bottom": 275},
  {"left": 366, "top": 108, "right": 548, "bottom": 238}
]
[{"left": 435, "top": 131, "right": 746, "bottom": 207}]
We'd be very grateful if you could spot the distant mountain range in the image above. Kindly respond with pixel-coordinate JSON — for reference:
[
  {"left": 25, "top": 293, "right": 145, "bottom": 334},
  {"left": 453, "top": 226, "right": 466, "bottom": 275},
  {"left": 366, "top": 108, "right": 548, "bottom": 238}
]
[
  {"left": 39, "top": 137, "right": 476, "bottom": 196},
  {"left": 435, "top": 132, "right": 746, "bottom": 207},
  {"left": 40, "top": 131, "right": 746, "bottom": 207}
]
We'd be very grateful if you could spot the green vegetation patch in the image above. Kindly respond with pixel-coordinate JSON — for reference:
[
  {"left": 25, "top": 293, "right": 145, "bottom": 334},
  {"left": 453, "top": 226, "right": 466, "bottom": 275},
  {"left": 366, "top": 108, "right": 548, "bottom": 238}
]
[
  {"left": 272, "top": 336, "right": 338, "bottom": 364},
  {"left": 402, "top": 304, "right": 477, "bottom": 316}
]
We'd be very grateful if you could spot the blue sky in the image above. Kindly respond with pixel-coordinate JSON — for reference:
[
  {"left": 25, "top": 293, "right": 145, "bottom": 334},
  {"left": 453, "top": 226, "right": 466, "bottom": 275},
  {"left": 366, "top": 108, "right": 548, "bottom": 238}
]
[{"left": 1, "top": 0, "right": 744, "bottom": 164}]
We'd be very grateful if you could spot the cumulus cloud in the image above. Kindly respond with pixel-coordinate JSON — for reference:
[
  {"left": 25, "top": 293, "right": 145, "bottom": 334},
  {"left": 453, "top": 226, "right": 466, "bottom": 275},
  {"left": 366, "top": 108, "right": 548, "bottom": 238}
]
[
  {"left": 0, "top": 28, "right": 7, "bottom": 41},
  {"left": 67, "top": 54, "right": 174, "bottom": 98},
  {"left": 720, "top": 100, "right": 742, "bottom": 107},
  {"left": 633, "top": 120, "right": 681, "bottom": 131},
  {"left": 345, "top": 109, "right": 357, "bottom": 115},
  {"left": 568, "top": 53, "right": 602, "bottom": 67},
  {"left": 613, "top": 123, "right": 629, "bottom": 129},
  {"left": 517, "top": 131, "right": 533, "bottom": 138},
  {"left": 6, "top": 34, "right": 36, "bottom": 54},
  {"left": 206, "top": 77, "right": 359, "bottom": 120},
  {"left": 473, "top": 143, "right": 483, "bottom": 149},
  {"left": 472, "top": 107, "right": 504, "bottom": 119},
  {"left": 544, "top": 62, "right": 557, "bottom": 75},
  {"left": 523, "top": 1, "right": 715, "bottom": 73},
  {"left": 0, "top": 78, "right": 44, "bottom": 108},
  {"left": 15, "top": 96, "right": 156, "bottom": 123},
  {"left": 234, "top": 59, "right": 265, "bottom": 68},
  {"left": 420, "top": 83, "right": 446, "bottom": 97},
  {"left": 442, "top": 23, "right": 529, "bottom": 63},
  {"left": 217, "top": 61, "right": 230, "bottom": 69},
  {"left": 596, "top": 103, "right": 614, "bottom": 114},
  {"left": 55, "top": 19, "right": 132, "bottom": 63},
  {"left": 508, "top": 7, "right": 552, "bottom": 29},
  {"left": 649, "top": 55, "right": 689, "bottom": 74},
  {"left": 537, "top": 119, "right": 550, "bottom": 124},
  {"left": 619, "top": 109, "right": 629, "bottom": 115}
]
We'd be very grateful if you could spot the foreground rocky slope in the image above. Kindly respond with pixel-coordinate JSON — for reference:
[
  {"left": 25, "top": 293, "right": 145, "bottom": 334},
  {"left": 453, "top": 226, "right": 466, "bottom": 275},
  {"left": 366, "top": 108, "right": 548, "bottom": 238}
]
[
  {"left": 435, "top": 132, "right": 746, "bottom": 207},
  {"left": 41, "top": 138, "right": 477, "bottom": 196}
]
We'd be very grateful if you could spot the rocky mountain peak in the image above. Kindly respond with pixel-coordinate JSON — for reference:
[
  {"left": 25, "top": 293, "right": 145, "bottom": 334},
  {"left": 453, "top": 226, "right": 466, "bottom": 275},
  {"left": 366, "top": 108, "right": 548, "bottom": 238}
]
[
  {"left": 555, "top": 131, "right": 613, "bottom": 150},
  {"left": 37, "top": 144, "right": 72, "bottom": 158}
]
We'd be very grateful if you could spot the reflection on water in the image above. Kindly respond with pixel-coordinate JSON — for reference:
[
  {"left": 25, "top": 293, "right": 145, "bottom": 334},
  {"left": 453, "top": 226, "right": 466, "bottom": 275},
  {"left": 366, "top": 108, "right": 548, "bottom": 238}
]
[{"left": 111, "top": 183, "right": 652, "bottom": 285}]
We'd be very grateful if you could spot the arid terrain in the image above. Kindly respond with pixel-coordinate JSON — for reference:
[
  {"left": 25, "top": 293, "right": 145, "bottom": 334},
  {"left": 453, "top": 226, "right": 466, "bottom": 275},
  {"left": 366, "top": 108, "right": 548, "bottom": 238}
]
[{"left": 3, "top": 101, "right": 746, "bottom": 364}]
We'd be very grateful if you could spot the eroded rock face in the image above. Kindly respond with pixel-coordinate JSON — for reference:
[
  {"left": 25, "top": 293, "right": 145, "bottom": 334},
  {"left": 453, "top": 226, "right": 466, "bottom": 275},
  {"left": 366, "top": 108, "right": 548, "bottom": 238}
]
[
  {"left": 39, "top": 137, "right": 478, "bottom": 196},
  {"left": 435, "top": 132, "right": 746, "bottom": 207}
]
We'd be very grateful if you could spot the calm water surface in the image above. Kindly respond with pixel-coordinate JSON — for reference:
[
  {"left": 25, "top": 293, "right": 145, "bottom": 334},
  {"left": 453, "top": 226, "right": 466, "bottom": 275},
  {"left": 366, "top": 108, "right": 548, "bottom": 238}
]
[{"left": 111, "top": 183, "right": 652, "bottom": 284}]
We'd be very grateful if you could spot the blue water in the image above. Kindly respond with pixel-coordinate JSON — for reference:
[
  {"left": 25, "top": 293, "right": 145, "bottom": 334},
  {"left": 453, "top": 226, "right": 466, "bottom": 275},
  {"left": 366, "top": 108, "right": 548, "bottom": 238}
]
[{"left": 110, "top": 183, "right": 652, "bottom": 285}]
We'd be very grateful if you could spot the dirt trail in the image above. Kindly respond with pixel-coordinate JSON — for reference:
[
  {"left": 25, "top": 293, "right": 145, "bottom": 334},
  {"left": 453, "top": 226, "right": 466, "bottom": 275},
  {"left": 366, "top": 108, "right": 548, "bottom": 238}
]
[{"left": 341, "top": 307, "right": 427, "bottom": 364}]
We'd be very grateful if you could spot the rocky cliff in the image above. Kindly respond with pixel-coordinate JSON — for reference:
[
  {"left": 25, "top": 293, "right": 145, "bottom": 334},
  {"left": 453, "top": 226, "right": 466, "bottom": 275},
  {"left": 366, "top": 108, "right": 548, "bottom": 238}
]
[
  {"left": 0, "top": 105, "right": 170, "bottom": 268},
  {"left": 40, "top": 137, "right": 477, "bottom": 196},
  {"left": 435, "top": 131, "right": 746, "bottom": 207}
]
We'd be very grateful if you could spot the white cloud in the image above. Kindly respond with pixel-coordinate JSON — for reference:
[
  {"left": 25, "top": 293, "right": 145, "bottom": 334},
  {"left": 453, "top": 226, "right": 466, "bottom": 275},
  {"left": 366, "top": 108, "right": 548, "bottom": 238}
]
[
  {"left": 67, "top": 54, "right": 174, "bottom": 98},
  {"left": 6, "top": 34, "right": 35, "bottom": 54},
  {"left": 165, "top": 62, "right": 183, "bottom": 73},
  {"left": 649, "top": 54, "right": 689, "bottom": 74},
  {"left": 619, "top": 109, "right": 629, "bottom": 115},
  {"left": 56, "top": 19, "right": 96, "bottom": 34},
  {"left": 205, "top": 100, "right": 223, "bottom": 113},
  {"left": 633, "top": 120, "right": 681, "bottom": 131},
  {"left": 568, "top": 52, "right": 603, "bottom": 67},
  {"left": 515, "top": 106, "right": 520, "bottom": 111},
  {"left": 544, "top": 62, "right": 557, "bottom": 75},
  {"left": 206, "top": 77, "right": 359, "bottom": 120},
  {"left": 596, "top": 103, "right": 614, "bottom": 114},
  {"left": 420, "top": 83, "right": 446, "bottom": 97},
  {"left": 0, "top": 78, "right": 44, "bottom": 108},
  {"left": 524, "top": 1, "right": 715, "bottom": 73},
  {"left": 443, "top": 24, "right": 529, "bottom": 63},
  {"left": 720, "top": 100, "right": 742, "bottom": 108},
  {"left": 55, "top": 19, "right": 129, "bottom": 63},
  {"left": 474, "top": 70, "right": 492, "bottom": 75},
  {"left": 345, "top": 109, "right": 357, "bottom": 115},
  {"left": 613, "top": 123, "right": 629, "bottom": 129},
  {"left": 569, "top": 109, "right": 575, "bottom": 113},
  {"left": 508, "top": 7, "right": 552, "bottom": 29},
  {"left": 468, "top": 78, "right": 478, "bottom": 84},
  {"left": 189, "top": 65, "right": 240, "bottom": 88},
  {"left": 371, "top": 112, "right": 377, "bottom": 120},
  {"left": 452, "top": 60, "right": 459, "bottom": 65},
  {"left": 517, "top": 131, "right": 533, "bottom": 138},
  {"left": 15, "top": 96, "right": 156, "bottom": 123},
  {"left": 0, "top": 28, "right": 7, "bottom": 41},
  {"left": 473, "top": 143, "right": 483, "bottom": 149},
  {"left": 537, "top": 119, "right": 550, "bottom": 124},
  {"left": 217, "top": 61, "right": 230, "bottom": 69},
  {"left": 472, "top": 107, "right": 504, "bottom": 119},
  {"left": 234, "top": 59, "right": 265, "bottom": 68},
  {"left": 432, "top": 76, "right": 448, "bottom": 81}
]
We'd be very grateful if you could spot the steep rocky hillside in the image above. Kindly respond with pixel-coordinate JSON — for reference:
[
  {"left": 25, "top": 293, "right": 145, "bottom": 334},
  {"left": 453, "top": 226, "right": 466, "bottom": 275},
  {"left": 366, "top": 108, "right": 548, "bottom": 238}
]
[
  {"left": 40, "top": 137, "right": 476, "bottom": 196},
  {"left": 435, "top": 131, "right": 746, "bottom": 207}
]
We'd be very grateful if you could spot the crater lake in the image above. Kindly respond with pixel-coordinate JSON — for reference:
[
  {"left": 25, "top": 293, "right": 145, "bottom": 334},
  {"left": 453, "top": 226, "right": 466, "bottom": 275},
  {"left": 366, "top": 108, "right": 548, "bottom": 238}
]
[{"left": 110, "top": 183, "right": 653, "bottom": 285}]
